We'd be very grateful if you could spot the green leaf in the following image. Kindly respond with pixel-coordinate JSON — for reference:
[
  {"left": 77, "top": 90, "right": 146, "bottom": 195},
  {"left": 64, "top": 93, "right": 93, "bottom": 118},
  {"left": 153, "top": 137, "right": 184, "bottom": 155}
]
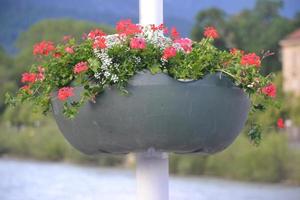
[
  {"left": 88, "top": 58, "right": 100, "bottom": 73},
  {"left": 148, "top": 65, "right": 162, "bottom": 74}
]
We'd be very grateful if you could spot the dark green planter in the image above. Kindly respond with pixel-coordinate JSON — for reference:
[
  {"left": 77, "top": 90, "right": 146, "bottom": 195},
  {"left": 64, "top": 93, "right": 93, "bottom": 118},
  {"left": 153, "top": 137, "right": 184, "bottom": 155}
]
[{"left": 52, "top": 71, "right": 250, "bottom": 155}]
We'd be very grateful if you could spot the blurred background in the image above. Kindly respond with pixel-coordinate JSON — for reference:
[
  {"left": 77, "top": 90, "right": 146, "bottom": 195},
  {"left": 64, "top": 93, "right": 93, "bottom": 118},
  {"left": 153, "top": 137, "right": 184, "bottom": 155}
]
[{"left": 0, "top": 0, "right": 300, "bottom": 199}]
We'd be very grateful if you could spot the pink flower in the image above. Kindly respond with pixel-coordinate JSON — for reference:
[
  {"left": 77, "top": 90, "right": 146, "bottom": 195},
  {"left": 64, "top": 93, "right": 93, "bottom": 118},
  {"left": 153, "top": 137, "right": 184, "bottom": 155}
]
[
  {"left": 73, "top": 62, "right": 89, "bottom": 74},
  {"left": 33, "top": 41, "right": 55, "bottom": 56},
  {"left": 203, "top": 26, "right": 219, "bottom": 39},
  {"left": 21, "top": 72, "right": 36, "bottom": 83},
  {"left": 36, "top": 66, "right": 45, "bottom": 81},
  {"left": 262, "top": 83, "right": 276, "bottom": 98},
  {"left": 174, "top": 38, "right": 193, "bottom": 53},
  {"left": 162, "top": 47, "right": 177, "bottom": 60},
  {"left": 93, "top": 37, "right": 107, "bottom": 49},
  {"left": 241, "top": 53, "right": 261, "bottom": 67},
  {"left": 130, "top": 38, "right": 146, "bottom": 49},
  {"left": 65, "top": 47, "right": 74, "bottom": 54},
  {"left": 57, "top": 87, "right": 74, "bottom": 101},
  {"left": 63, "top": 35, "right": 72, "bottom": 42}
]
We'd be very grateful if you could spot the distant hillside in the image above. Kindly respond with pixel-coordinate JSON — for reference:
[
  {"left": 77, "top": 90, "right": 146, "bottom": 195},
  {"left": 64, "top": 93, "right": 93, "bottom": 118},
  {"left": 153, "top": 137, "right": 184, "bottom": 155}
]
[{"left": 0, "top": 0, "right": 299, "bottom": 54}]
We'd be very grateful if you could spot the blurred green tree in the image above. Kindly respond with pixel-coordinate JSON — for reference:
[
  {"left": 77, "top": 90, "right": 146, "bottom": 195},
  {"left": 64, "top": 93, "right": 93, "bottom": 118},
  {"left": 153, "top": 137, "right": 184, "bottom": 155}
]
[
  {"left": 14, "top": 19, "right": 114, "bottom": 73},
  {"left": 192, "top": 0, "right": 298, "bottom": 74},
  {"left": 0, "top": 46, "right": 17, "bottom": 114}
]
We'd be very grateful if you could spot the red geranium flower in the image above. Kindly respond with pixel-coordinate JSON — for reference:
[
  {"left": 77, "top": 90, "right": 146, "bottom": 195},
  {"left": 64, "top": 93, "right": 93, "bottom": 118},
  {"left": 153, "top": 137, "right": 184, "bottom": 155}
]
[
  {"left": 241, "top": 53, "right": 261, "bottom": 67},
  {"left": 93, "top": 37, "right": 107, "bottom": 49},
  {"left": 116, "top": 19, "right": 141, "bottom": 36},
  {"left": 171, "top": 27, "right": 180, "bottom": 39},
  {"left": 262, "top": 83, "right": 276, "bottom": 98},
  {"left": 57, "top": 87, "right": 74, "bottom": 101},
  {"left": 151, "top": 24, "right": 166, "bottom": 32},
  {"left": 277, "top": 118, "right": 285, "bottom": 129},
  {"left": 162, "top": 47, "right": 177, "bottom": 60},
  {"left": 65, "top": 47, "right": 74, "bottom": 54},
  {"left": 21, "top": 72, "right": 37, "bottom": 83},
  {"left": 73, "top": 62, "right": 89, "bottom": 74},
  {"left": 33, "top": 41, "right": 55, "bottom": 56},
  {"left": 88, "top": 29, "right": 106, "bottom": 40},
  {"left": 203, "top": 26, "right": 219, "bottom": 39},
  {"left": 130, "top": 38, "right": 146, "bottom": 49}
]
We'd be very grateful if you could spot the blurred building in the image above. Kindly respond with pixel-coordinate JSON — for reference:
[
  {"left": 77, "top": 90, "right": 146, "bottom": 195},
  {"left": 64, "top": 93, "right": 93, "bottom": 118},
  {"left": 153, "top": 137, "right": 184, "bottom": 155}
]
[
  {"left": 280, "top": 29, "right": 300, "bottom": 148},
  {"left": 280, "top": 28, "right": 300, "bottom": 96}
]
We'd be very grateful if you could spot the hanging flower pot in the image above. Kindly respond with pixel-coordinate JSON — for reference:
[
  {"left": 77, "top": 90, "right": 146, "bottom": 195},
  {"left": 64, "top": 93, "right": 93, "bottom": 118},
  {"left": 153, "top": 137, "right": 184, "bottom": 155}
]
[
  {"left": 52, "top": 71, "right": 250, "bottom": 154},
  {"left": 6, "top": 20, "right": 278, "bottom": 154}
]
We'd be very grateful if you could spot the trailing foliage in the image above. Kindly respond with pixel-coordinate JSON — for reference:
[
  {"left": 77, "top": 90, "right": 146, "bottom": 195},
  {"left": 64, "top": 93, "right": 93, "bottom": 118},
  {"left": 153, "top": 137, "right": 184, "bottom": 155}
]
[{"left": 6, "top": 19, "right": 280, "bottom": 143}]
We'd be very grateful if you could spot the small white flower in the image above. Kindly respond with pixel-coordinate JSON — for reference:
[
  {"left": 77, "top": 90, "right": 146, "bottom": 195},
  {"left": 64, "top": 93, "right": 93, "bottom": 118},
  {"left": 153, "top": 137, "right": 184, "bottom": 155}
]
[
  {"left": 94, "top": 72, "right": 101, "bottom": 79},
  {"left": 247, "top": 84, "right": 254, "bottom": 88},
  {"left": 133, "top": 56, "right": 141, "bottom": 64},
  {"left": 172, "top": 43, "right": 184, "bottom": 52},
  {"left": 104, "top": 71, "right": 111, "bottom": 78},
  {"left": 111, "top": 74, "right": 119, "bottom": 83}
]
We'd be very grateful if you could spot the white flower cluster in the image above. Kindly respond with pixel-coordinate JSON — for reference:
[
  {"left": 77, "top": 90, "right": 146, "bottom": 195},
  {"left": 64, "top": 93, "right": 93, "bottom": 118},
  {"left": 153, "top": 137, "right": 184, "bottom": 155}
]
[
  {"left": 137, "top": 25, "right": 172, "bottom": 50},
  {"left": 172, "top": 42, "right": 185, "bottom": 52},
  {"left": 104, "top": 34, "right": 124, "bottom": 49},
  {"left": 93, "top": 49, "right": 119, "bottom": 83},
  {"left": 132, "top": 56, "right": 141, "bottom": 64}
]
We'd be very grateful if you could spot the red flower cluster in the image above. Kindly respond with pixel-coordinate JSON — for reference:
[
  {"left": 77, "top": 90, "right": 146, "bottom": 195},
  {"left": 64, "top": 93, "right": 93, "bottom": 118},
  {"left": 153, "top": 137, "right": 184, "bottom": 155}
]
[
  {"left": 21, "top": 73, "right": 37, "bottom": 83},
  {"left": 88, "top": 29, "right": 106, "bottom": 40},
  {"left": 171, "top": 27, "right": 180, "bottom": 39},
  {"left": 65, "top": 47, "right": 74, "bottom": 54},
  {"left": 241, "top": 53, "right": 261, "bottom": 67},
  {"left": 203, "top": 26, "right": 219, "bottom": 39},
  {"left": 162, "top": 47, "right": 177, "bottom": 60},
  {"left": 93, "top": 37, "right": 107, "bottom": 49},
  {"left": 73, "top": 62, "right": 89, "bottom": 74},
  {"left": 57, "top": 87, "right": 74, "bottom": 101},
  {"left": 33, "top": 41, "right": 55, "bottom": 56},
  {"left": 174, "top": 38, "right": 193, "bottom": 53},
  {"left": 150, "top": 24, "right": 167, "bottom": 33},
  {"left": 21, "top": 67, "right": 45, "bottom": 84},
  {"left": 116, "top": 19, "right": 141, "bottom": 36},
  {"left": 277, "top": 118, "right": 285, "bottom": 129},
  {"left": 130, "top": 38, "right": 146, "bottom": 49},
  {"left": 262, "top": 83, "right": 276, "bottom": 98}
]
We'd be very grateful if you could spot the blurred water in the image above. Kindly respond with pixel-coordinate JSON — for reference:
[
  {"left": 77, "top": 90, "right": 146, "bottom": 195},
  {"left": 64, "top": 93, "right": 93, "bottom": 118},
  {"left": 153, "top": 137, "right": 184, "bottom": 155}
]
[{"left": 0, "top": 158, "right": 299, "bottom": 200}]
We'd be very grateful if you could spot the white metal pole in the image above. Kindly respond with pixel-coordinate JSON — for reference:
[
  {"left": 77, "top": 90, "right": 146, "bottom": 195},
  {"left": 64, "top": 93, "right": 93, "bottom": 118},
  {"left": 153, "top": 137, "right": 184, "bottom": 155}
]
[
  {"left": 136, "top": 149, "right": 169, "bottom": 200},
  {"left": 139, "top": 0, "right": 163, "bottom": 25},
  {"left": 137, "top": 1, "right": 168, "bottom": 200}
]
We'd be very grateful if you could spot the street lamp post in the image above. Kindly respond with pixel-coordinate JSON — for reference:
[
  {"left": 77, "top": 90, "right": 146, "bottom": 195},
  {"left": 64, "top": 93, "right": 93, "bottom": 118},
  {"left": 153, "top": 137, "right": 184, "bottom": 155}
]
[{"left": 136, "top": 1, "right": 168, "bottom": 200}]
